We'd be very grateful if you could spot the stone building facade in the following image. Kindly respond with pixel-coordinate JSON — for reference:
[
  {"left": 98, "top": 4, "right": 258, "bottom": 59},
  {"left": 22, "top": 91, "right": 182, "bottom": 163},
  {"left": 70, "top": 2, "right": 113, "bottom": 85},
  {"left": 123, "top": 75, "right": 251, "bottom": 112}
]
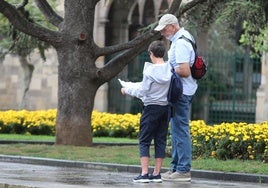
[
  {"left": 0, "top": 0, "right": 173, "bottom": 111},
  {"left": 0, "top": 50, "right": 58, "bottom": 110}
]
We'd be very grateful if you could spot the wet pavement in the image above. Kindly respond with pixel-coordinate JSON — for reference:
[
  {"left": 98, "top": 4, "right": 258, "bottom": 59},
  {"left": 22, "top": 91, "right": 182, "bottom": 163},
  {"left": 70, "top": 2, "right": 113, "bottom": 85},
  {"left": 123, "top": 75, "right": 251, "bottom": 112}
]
[{"left": 0, "top": 161, "right": 267, "bottom": 188}]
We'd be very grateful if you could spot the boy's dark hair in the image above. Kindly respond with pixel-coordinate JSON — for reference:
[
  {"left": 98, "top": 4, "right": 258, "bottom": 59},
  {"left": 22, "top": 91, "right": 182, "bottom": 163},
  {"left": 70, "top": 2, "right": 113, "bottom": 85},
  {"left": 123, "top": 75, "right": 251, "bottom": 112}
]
[{"left": 148, "top": 40, "right": 165, "bottom": 58}]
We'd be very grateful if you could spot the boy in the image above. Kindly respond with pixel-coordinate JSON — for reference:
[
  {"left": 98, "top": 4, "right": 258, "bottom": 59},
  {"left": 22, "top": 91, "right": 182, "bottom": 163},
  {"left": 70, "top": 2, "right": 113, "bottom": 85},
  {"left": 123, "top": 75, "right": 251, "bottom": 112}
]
[{"left": 121, "top": 40, "right": 171, "bottom": 183}]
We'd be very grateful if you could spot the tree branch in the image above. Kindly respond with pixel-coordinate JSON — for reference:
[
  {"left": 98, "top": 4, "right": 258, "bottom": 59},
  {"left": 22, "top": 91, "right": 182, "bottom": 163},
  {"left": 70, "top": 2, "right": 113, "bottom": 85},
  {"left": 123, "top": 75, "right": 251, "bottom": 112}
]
[
  {"left": 34, "top": 0, "right": 63, "bottom": 27},
  {"left": 95, "top": 0, "right": 208, "bottom": 83},
  {"left": 168, "top": 0, "right": 182, "bottom": 14},
  {"left": 178, "top": 0, "right": 208, "bottom": 17},
  {"left": 96, "top": 0, "right": 208, "bottom": 57},
  {"left": 94, "top": 0, "right": 101, "bottom": 4},
  {"left": 17, "top": 0, "right": 28, "bottom": 9},
  {"left": 96, "top": 31, "right": 161, "bottom": 83},
  {"left": 95, "top": 30, "right": 157, "bottom": 57},
  {"left": 0, "top": 0, "right": 62, "bottom": 46}
]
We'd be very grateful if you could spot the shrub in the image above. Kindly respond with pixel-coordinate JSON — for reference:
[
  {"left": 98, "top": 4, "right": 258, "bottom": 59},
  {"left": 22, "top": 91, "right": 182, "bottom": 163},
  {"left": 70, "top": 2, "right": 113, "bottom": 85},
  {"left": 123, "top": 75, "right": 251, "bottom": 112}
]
[
  {"left": 28, "top": 124, "right": 53, "bottom": 135},
  {"left": 91, "top": 111, "right": 140, "bottom": 138},
  {"left": 0, "top": 120, "right": 12, "bottom": 133},
  {"left": 0, "top": 109, "right": 56, "bottom": 135},
  {"left": 189, "top": 121, "right": 268, "bottom": 161},
  {"left": 0, "top": 110, "right": 267, "bottom": 161}
]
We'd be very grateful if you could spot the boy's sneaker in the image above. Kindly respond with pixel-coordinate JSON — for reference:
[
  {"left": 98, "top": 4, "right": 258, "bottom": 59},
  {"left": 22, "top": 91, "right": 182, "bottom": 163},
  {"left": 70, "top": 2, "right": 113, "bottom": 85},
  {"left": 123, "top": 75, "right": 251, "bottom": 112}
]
[
  {"left": 162, "top": 172, "right": 191, "bottom": 182},
  {"left": 149, "top": 174, "right": 162, "bottom": 183},
  {"left": 133, "top": 174, "right": 150, "bottom": 183}
]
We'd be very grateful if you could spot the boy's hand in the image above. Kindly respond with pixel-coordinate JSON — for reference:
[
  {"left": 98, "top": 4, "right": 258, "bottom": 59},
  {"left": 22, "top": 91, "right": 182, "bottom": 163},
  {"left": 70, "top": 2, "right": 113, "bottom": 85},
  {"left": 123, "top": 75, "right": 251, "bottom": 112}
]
[{"left": 121, "top": 88, "right": 126, "bottom": 95}]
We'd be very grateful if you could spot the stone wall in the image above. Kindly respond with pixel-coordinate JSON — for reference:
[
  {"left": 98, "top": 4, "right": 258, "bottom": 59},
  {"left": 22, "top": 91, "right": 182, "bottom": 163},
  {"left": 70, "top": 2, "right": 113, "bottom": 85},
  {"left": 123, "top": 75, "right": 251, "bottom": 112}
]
[
  {"left": 0, "top": 49, "right": 107, "bottom": 111},
  {"left": 0, "top": 49, "right": 58, "bottom": 110},
  {"left": 0, "top": 0, "right": 108, "bottom": 111}
]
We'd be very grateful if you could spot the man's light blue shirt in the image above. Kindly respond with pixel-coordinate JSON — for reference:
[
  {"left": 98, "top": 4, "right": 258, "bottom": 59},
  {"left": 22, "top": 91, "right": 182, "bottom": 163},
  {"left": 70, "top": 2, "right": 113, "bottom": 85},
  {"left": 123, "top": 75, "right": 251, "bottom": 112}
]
[{"left": 168, "top": 27, "right": 198, "bottom": 96}]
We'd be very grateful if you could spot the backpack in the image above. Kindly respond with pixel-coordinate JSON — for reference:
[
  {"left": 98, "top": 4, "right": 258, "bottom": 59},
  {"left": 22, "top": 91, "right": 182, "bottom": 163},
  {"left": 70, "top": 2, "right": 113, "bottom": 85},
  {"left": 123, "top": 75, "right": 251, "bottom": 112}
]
[
  {"left": 180, "top": 35, "right": 207, "bottom": 79},
  {"left": 167, "top": 64, "right": 183, "bottom": 104}
]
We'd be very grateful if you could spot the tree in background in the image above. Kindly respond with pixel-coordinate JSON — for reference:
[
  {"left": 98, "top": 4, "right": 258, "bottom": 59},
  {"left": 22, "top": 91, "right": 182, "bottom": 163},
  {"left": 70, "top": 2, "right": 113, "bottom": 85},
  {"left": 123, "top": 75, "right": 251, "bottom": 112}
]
[
  {"left": 217, "top": 0, "right": 268, "bottom": 102},
  {"left": 180, "top": 0, "right": 230, "bottom": 121},
  {"left": 215, "top": 0, "right": 268, "bottom": 56},
  {"left": 235, "top": 0, "right": 268, "bottom": 57},
  {"left": 0, "top": 0, "right": 56, "bottom": 109},
  {"left": 182, "top": 0, "right": 268, "bottom": 122}
]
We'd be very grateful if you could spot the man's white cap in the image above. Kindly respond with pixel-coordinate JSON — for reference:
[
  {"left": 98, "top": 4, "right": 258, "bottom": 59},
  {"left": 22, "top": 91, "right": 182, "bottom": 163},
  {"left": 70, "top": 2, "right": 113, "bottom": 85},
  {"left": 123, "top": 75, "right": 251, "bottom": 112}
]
[{"left": 154, "top": 14, "right": 178, "bottom": 31}]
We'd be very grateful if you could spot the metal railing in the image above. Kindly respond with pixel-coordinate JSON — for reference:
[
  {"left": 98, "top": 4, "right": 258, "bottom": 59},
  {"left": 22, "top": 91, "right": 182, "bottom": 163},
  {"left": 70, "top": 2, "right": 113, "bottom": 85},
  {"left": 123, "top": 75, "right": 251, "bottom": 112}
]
[{"left": 108, "top": 51, "right": 261, "bottom": 124}]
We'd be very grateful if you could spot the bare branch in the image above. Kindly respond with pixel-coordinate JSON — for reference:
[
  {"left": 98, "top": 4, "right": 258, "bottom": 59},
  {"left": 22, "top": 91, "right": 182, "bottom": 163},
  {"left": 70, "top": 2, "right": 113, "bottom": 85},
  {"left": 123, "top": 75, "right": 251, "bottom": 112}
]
[
  {"left": 17, "top": 0, "right": 28, "bottom": 9},
  {"left": 96, "top": 31, "right": 161, "bottom": 83},
  {"left": 178, "top": 0, "right": 208, "bottom": 17},
  {"left": 94, "top": 0, "right": 101, "bottom": 4},
  {"left": 168, "top": 0, "right": 182, "bottom": 14},
  {"left": 94, "top": 0, "right": 209, "bottom": 83},
  {"left": 95, "top": 30, "right": 157, "bottom": 57},
  {"left": 96, "top": 0, "right": 208, "bottom": 57},
  {"left": 0, "top": 0, "right": 62, "bottom": 46},
  {"left": 34, "top": 0, "right": 63, "bottom": 27},
  {"left": 159, "top": 0, "right": 208, "bottom": 18}
]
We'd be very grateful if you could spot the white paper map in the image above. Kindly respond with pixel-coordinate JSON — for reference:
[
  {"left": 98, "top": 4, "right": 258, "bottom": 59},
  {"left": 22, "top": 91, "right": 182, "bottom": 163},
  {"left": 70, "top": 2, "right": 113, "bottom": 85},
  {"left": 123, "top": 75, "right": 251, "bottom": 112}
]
[{"left": 118, "top": 79, "right": 141, "bottom": 89}]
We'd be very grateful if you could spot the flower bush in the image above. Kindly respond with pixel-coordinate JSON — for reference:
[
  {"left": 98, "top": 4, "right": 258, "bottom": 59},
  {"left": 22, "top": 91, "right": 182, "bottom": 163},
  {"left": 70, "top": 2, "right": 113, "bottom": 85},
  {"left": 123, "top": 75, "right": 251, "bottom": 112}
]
[
  {"left": 91, "top": 111, "right": 140, "bottom": 138},
  {"left": 0, "top": 109, "right": 56, "bottom": 135},
  {"left": 0, "top": 110, "right": 140, "bottom": 138},
  {"left": 0, "top": 109, "right": 267, "bottom": 161},
  {"left": 190, "top": 120, "right": 268, "bottom": 161}
]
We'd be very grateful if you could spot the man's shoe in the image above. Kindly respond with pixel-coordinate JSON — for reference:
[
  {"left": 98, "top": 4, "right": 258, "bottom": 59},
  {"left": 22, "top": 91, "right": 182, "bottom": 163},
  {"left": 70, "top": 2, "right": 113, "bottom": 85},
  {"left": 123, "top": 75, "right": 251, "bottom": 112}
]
[
  {"left": 149, "top": 174, "right": 162, "bottom": 183},
  {"left": 161, "top": 170, "right": 174, "bottom": 179},
  {"left": 162, "top": 172, "right": 191, "bottom": 182},
  {"left": 133, "top": 174, "right": 150, "bottom": 183}
]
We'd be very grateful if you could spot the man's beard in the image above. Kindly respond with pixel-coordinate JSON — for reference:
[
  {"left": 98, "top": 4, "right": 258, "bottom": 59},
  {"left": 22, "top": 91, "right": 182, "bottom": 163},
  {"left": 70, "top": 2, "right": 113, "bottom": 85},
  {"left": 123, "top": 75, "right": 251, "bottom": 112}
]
[{"left": 165, "top": 34, "right": 173, "bottom": 41}]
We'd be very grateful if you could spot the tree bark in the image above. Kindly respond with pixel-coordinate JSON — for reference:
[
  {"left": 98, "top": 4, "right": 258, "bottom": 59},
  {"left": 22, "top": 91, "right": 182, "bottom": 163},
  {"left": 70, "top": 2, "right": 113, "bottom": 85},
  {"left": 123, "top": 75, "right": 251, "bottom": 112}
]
[
  {"left": 19, "top": 55, "right": 34, "bottom": 109},
  {"left": 196, "top": 26, "right": 209, "bottom": 121},
  {"left": 55, "top": 45, "right": 98, "bottom": 146}
]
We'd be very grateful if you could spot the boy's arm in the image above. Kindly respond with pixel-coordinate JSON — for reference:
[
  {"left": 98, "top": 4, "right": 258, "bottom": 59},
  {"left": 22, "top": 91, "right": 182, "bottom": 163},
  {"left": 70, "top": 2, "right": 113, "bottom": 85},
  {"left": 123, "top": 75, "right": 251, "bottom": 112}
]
[{"left": 124, "top": 76, "right": 151, "bottom": 99}]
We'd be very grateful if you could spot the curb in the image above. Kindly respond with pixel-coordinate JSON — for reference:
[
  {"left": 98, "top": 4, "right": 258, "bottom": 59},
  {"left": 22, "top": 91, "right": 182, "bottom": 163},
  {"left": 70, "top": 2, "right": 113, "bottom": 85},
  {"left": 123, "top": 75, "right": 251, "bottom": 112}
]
[
  {"left": 0, "top": 140, "right": 137, "bottom": 146},
  {"left": 0, "top": 155, "right": 267, "bottom": 184}
]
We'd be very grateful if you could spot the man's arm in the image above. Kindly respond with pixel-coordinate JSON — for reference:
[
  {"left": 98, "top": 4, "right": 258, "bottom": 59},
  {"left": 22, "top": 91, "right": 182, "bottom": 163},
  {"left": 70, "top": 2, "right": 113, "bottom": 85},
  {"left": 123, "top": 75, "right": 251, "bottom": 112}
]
[{"left": 175, "top": 63, "right": 191, "bottom": 77}]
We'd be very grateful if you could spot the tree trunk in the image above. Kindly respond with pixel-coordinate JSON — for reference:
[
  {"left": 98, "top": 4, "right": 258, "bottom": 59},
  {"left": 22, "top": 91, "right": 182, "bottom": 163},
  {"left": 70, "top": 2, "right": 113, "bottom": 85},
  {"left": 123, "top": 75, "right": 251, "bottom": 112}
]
[
  {"left": 55, "top": 46, "right": 98, "bottom": 146},
  {"left": 19, "top": 55, "right": 34, "bottom": 109},
  {"left": 195, "top": 26, "right": 210, "bottom": 121}
]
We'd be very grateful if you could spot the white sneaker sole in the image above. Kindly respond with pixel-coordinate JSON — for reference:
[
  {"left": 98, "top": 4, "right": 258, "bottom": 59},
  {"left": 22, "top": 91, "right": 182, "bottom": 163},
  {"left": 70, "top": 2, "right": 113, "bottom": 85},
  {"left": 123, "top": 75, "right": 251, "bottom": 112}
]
[
  {"left": 133, "top": 179, "right": 150, "bottom": 183},
  {"left": 150, "top": 179, "right": 162, "bottom": 183},
  {"left": 162, "top": 177, "right": 191, "bottom": 182}
]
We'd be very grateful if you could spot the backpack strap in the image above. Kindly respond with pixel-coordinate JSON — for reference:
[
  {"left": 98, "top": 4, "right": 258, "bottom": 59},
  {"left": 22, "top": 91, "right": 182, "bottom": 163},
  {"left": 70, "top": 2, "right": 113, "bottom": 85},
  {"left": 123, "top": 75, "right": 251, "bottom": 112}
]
[
  {"left": 179, "top": 35, "right": 197, "bottom": 57},
  {"left": 169, "top": 61, "right": 176, "bottom": 74}
]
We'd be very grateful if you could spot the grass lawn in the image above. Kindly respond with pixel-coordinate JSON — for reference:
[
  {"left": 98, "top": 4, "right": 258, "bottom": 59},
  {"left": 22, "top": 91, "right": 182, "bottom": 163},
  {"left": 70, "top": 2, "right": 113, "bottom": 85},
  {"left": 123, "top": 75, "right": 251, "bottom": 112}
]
[
  {"left": 0, "top": 134, "right": 267, "bottom": 175},
  {"left": 0, "top": 134, "right": 138, "bottom": 143}
]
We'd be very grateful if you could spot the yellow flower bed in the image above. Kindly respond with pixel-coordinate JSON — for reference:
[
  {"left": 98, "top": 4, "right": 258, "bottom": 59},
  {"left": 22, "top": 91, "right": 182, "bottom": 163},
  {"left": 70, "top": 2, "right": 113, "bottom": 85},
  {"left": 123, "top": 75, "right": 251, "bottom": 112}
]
[
  {"left": 0, "top": 110, "right": 267, "bottom": 161},
  {"left": 0, "top": 109, "right": 141, "bottom": 138},
  {"left": 190, "top": 120, "right": 268, "bottom": 161},
  {"left": 0, "top": 109, "right": 57, "bottom": 135},
  {"left": 91, "top": 111, "right": 140, "bottom": 138}
]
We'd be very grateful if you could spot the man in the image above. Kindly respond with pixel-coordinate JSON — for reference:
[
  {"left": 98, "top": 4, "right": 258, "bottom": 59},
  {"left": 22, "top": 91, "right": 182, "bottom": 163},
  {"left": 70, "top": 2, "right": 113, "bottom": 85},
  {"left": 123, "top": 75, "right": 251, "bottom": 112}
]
[
  {"left": 154, "top": 14, "right": 198, "bottom": 182},
  {"left": 121, "top": 40, "right": 171, "bottom": 183}
]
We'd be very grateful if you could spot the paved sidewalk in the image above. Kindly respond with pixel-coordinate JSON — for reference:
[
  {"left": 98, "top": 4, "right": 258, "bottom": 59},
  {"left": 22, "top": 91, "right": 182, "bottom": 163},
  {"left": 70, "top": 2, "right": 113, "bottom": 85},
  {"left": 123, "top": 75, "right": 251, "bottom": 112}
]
[
  {"left": 0, "top": 161, "right": 267, "bottom": 188},
  {"left": 0, "top": 155, "right": 267, "bottom": 188}
]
